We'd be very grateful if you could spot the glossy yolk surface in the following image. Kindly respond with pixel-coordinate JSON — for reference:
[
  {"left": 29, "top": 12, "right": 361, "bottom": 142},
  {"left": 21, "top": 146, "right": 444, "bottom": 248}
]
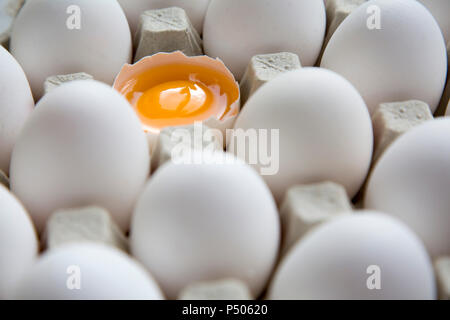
[{"left": 119, "top": 64, "right": 239, "bottom": 133}]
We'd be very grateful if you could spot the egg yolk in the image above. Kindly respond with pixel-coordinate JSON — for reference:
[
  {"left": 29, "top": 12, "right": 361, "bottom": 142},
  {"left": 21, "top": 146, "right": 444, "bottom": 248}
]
[{"left": 119, "top": 64, "right": 239, "bottom": 132}]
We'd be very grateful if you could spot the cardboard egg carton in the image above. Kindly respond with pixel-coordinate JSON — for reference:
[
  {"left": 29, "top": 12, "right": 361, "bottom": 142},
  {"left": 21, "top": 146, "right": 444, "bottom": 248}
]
[
  {"left": 0, "top": 0, "right": 24, "bottom": 49},
  {"left": 372, "top": 100, "right": 433, "bottom": 163},
  {"left": 134, "top": 7, "right": 203, "bottom": 63},
  {"left": 240, "top": 52, "right": 302, "bottom": 106},
  {"left": 435, "top": 257, "right": 450, "bottom": 300},
  {"left": 444, "top": 99, "right": 450, "bottom": 117},
  {"left": 178, "top": 279, "right": 253, "bottom": 300},
  {"left": 0, "top": 169, "right": 9, "bottom": 188},
  {"left": 435, "top": 42, "right": 450, "bottom": 117},
  {"left": 279, "top": 181, "right": 352, "bottom": 255},
  {"left": 151, "top": 123, "right": 224, "bottom": 172},
  {"left": 42, "top": 206, "right": 128, "bottom": 252},
  {"left": 44, "top": 72, "right": 94, "bottom": 94}
]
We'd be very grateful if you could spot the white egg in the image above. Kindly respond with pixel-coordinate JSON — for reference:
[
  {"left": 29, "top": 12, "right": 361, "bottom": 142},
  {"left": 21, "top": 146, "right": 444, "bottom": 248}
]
[
  {"left": 13, "top": 243, "right": 164, "bottom": 299},
  {"left": 0, "top": 45, "right": 34, "bottom": 174},
  {"left": 10, "top": 80, "right": 149, "bottom": 233},
  {"left": 418, "top": 0, "right": 450, "bottom": 44},
  {"left": 203, "top": 0, "right": 326, "bottom": 80},
  {"left": 0, "top": 185, "right": 38, "bottom": 299},
  {"left": 365, "top": 119, "right": 450, "bottom": 258},
  {"left": 321, "top": 0, "right": 447, "bottom": 114},
  {"left": 231, "top": 68, "right": 373, "bottom": 202},
  {"left": 10, "top": 0, "right": 132, "bottom": 99},
  {"left": 118, "top": 0, "right": 210, "bottom": 36},
  {"left": 268, "top": 213, "right": 436, "bottom": 300},
  {"left": 130, "top": 153, "right": 280, "bottom": 299}
]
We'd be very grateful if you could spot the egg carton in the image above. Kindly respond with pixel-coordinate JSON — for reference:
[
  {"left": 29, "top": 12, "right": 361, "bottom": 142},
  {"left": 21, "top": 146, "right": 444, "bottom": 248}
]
[
  {"left": 42, "top": 206, "right": 128, "bottom": 252},
  {"left": 134, "top": 7, "right": 203, "bottom": 62},
  {"left": 151, "top": 122, "right": 223, "bottom": 172},
  {"left": 240, "top": 52, "right": 302, "bottom": 106},
  {"left": 435, "top": 257, "right": 450, "bottom": 300},
  {"left": 1, "top": 0, "right": 449, "bottom": 301},
  {"left": 44, "top": 72, "right": 94, "bottom": 94},
  {"left": 118, "top": 0, "right": 208, "bottom": 38},
  {"left": 0, "top": 169, "right": 8, "bottom": 188},
  {"left": 435, "top": 42, "right": 450, "bottom": 117},
  {"left": 0, "top": 0, "right": 24, "bottom": 48},
  {"left": 372, "top": 100, "right": 433, "bottom": 163},
  {"left": 279, "top": 182, "right": 353, "bottom": 256}
]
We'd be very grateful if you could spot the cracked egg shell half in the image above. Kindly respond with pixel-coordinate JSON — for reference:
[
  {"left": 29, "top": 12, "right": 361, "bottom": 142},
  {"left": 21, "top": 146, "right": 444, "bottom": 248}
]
[{"left": 113, "top": 52, "right": 240, "bottom": 144}]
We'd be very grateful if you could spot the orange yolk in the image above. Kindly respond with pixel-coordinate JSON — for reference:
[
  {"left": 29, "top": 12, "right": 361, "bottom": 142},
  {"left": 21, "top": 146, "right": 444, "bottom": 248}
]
[{"left": 119, "top": 64, "right": 239, "bottom": 132}]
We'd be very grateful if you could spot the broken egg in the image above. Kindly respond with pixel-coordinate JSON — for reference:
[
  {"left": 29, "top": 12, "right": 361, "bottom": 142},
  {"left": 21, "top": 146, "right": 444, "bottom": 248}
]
[{"left": 113, "top": 51, "right": 240, "bottom": 134}]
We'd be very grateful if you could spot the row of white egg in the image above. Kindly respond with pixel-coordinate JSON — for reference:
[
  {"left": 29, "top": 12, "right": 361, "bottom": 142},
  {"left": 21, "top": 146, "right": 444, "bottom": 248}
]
[
  {"left": 1, "top": 123, "right": 445, "bottom": 300},
  {"left": 0, "top": 141, "right": 444, "bottom": 300},
  {"left": 2, "top": 0, "right": 449, "bottom": 173},
  {"left": 0, "top": 0, "right": 449, "bottom": 299},
  {"left": 5, "top": 0, "right": 449, "bottom": 100}
]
